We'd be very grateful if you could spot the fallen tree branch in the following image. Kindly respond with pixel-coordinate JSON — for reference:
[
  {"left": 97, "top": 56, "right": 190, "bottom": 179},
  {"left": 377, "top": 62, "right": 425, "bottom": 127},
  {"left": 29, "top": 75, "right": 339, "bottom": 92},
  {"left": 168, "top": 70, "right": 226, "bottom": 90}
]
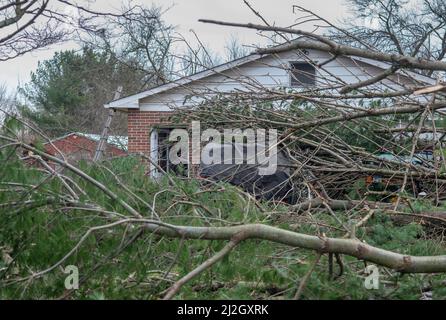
[
  {"left": 339, "top": 65, "right": 400, "bottom": 94},
  {"left": 141, "top": 222, "right": 446, "bottom": 273},
  {"left": 0, "top": 136, "right": 142, "bottom": 219},
  {"left": 198, "top": 19, "right": 446, "bottom": 72},
  {"left": 385, "top": 210, "right": 446, "bottom": 226},
  {"left": 163, "top": 233, "right": 245, "bottom": 300},
  {"left": 293, "top": 198, "right": 402, "bottom": 212},
  {"left": 10, "top": 216, "right": 446, "bottom": 290},
  {"left": 290, "top": 102, "right": 446, "bottom": 131}
]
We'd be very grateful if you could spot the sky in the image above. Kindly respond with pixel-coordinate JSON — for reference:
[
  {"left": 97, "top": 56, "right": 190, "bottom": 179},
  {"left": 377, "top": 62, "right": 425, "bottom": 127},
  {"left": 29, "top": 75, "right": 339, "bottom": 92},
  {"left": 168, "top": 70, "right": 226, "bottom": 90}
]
[{"left": 0, "top": 0, "right": 348, "bottom": 91}]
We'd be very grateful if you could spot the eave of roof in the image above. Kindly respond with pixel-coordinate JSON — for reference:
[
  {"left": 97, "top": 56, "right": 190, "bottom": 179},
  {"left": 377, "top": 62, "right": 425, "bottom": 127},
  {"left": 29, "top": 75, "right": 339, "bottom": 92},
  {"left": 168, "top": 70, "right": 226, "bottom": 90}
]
[
  {"left": 352, "top": 56, "right": 436, "bottom": 85},
  {"left": 104, "top": 52, "right": 265, "bottom": 109}
]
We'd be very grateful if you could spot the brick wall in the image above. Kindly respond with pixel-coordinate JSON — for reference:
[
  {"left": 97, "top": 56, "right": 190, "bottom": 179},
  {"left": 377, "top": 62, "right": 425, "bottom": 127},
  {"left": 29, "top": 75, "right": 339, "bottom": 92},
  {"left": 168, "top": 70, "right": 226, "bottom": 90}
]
[
  {"left": 43, "top": 134, "right": 127, "bottom": 170},
  {"left": 45, "top": 134, "right": 127, "bottom": 159},
  {"left": 127, "top": 110, "right": 174, "bottom": 155},
  {"left": 127, "top": 109, "right": 200, "bottom": 177}
]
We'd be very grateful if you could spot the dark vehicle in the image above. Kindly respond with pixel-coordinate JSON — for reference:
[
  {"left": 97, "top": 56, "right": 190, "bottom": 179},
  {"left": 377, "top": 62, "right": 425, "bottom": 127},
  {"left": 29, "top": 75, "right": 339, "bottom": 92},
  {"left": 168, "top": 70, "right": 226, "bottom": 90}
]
[{"left": 199, "top": 143, "right": 297, "bottom": 203}]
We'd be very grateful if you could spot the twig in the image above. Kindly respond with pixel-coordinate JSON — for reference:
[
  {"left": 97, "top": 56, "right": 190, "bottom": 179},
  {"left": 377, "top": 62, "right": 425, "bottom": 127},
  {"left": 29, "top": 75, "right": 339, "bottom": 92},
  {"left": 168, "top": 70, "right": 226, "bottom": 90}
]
[{"left": 294, "top": 253, "right": 322, "bottom": 300}]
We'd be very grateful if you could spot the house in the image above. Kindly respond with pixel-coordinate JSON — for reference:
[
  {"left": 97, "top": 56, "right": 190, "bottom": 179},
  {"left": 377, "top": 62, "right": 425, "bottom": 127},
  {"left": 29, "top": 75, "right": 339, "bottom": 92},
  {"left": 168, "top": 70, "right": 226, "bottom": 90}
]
[
  {"left": 44, "top": 132, "right": 127, "bottom": 168},
  {"left": 104, "top": 39, "right": 435, "bottom": 177}
]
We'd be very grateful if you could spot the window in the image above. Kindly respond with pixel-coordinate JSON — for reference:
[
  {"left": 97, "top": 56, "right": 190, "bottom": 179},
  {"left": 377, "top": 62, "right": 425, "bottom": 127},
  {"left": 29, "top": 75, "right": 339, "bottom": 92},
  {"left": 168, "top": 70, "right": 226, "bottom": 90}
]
[
  {"left": 150, "top": 126, "right": 189, "bottom": 178},
  {"left": 157, "top": 128, "right": 172, "bottom": 174},
  {"left": 289, "top": 62, "right": 316, "bottom": 87}
]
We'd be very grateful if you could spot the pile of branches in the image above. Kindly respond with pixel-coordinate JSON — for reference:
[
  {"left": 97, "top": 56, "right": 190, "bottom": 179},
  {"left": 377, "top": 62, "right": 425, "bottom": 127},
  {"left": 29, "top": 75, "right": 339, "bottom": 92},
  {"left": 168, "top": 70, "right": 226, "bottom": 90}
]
[{"left": 171, "top": 14, "right": 446, "bottom": 209}]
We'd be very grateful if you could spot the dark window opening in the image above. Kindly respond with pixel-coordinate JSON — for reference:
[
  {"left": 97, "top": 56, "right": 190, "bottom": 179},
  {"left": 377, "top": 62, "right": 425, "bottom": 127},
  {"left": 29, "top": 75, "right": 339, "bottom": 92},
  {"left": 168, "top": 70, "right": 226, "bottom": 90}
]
[
  {"left": 289, "top": 62, "right": 316, "bottom": 87},
  {"left": 156, "top": 128, "right": 188, "bottom": 177},
  {"left": 157, "top": 128, "right": 171, "bottom": 173}
]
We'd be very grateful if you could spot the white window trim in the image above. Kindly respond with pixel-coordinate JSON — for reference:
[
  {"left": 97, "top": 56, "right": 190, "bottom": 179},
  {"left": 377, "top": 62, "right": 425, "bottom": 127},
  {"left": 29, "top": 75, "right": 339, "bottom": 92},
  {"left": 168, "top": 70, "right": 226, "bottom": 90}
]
[{"left": 149, "top": 129, "right": 162, "bottom": 179}]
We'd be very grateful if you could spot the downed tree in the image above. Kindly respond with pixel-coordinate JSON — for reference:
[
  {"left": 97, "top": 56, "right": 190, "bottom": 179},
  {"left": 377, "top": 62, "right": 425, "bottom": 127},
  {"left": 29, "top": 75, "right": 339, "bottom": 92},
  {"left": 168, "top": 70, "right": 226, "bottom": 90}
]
[
  {"left": 2, "top": 2, "right": 446, "bottom": 300},
  {"left": 0, "top": 136, "right": 444, "bottom": 300}
]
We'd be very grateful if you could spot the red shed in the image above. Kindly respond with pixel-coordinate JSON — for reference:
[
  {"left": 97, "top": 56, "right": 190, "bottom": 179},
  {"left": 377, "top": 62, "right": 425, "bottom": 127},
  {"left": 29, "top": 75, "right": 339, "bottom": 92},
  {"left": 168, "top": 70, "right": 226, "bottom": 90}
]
[{"left": 44, "top": 133, "right": 127, "bottom": 166}]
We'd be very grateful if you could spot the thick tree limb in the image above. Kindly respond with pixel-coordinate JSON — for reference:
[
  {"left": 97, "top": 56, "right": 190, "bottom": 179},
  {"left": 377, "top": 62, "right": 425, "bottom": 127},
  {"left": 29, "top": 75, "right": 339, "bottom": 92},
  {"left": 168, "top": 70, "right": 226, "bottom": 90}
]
[
  {"left": 198, "top": 19, "right": 446, "bottom": 72},
  {"left": 141, "top": 222, "right": 446, "bottom": 273}
]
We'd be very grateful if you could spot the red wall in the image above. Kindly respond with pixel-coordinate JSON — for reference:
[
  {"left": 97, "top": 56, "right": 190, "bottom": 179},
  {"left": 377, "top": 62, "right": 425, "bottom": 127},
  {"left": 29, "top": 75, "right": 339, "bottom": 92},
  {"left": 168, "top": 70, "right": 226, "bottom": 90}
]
[{"left": 45, "top": 134, "right": 127, "bottom": 160}]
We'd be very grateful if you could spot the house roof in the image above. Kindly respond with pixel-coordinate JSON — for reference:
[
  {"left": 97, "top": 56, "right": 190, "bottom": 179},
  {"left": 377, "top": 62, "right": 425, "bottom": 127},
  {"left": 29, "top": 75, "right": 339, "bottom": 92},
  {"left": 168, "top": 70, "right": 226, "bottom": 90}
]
[
  {"left": 104, "top": 52, "right": 264, "bottom": 109},
  {"left": 105, "top": 38, "right": 436, "bottom": 110},
  {"left": 352, "top": 56, "right": 436, "bottom": 85},
  {"left": 45, "top": 132, "right": 128, "bottom": 151}
]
